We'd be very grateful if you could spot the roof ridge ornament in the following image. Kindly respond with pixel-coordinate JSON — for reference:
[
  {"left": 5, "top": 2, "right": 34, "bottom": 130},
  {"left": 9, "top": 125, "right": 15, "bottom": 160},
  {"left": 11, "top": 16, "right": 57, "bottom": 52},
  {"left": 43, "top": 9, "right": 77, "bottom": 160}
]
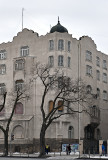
[{"left": 58, "top": 16, "right": 60, "bottom": 24}]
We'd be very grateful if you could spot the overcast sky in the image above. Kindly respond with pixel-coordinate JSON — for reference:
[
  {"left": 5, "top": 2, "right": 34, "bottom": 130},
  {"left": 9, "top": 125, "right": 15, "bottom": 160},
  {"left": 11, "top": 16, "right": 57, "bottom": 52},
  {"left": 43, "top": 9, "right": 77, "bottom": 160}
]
[{"left": 0, "top": 0, "right": 108, "bottom": 54}]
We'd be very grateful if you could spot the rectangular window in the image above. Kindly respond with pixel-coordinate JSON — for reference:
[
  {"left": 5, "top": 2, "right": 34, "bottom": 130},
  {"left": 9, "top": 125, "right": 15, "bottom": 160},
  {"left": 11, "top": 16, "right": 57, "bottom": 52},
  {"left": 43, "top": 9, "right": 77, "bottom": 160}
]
[
  {"left": 96, "top": 57, "right": 100, "bottom": 67},
  {"left": 96, "top": 70, "right": 100, "bottom": 81},
  {"left": 20, "top": 46, "right": 29, "bottom": 57},
  {"left": 0, "top": 64, "right": 6, "bottom": 74},
  {"left": 103, "top": 60, "right": 107, "bottom": 70},
  {"left": 15, "top": 59, "right": 24, "bottom": 70},
  {"left": 58, "top": 39, "right": 64, "bottom": 51},
  {"left": 49, "top": 40, "right": 54, "bottom": 50},
  {"left": 68, "top": 57, "right": 71, "bottom": 68},
  {"left": 86, "top": 50, "right": 92, "bottom": 62},
  {"left": 103, "top": 91, "right": 107, "bottom": 100},
  {"left": 86, "top": 65, "right": 92, "bottom": 76},
  {"left": 58, "top": 55, "right": 64, "bottom": 66},
  {"left": 48, "top": 56, "right": 54, "bottom": 67},
  {"left": 103, "top": 73, "right": 107, "bottom": 83},
  {"left": 0, "top": 50, "right": 6, "bottom": 60},
  {"left": 15, "top": 80, "right": 24, "bottom": 91},
  {"left": 0, "top": 83, "right": 6, "bottom": 95},
  {"left": 68, "top": 41, "right": 71, "bottom": 52}
]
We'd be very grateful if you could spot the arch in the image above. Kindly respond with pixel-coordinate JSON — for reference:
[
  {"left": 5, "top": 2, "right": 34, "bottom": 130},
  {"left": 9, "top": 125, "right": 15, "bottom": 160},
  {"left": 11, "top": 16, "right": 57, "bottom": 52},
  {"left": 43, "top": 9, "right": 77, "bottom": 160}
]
[
  {"left": 68, "top": 126, "right": 74, "bottom": 139},
  {"left": 15, "top": 102, "right": 23, "bottom": 114},
  {"left": 13, "top": 125, "right": 24, "bottom": 139}
]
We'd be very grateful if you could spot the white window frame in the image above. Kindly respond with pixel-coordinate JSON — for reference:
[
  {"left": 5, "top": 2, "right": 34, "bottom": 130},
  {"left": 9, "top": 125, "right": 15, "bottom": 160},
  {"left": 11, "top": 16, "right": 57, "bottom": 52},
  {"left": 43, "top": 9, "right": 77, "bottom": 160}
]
[
  {"left": 103, "top": 60, "right": 107, "bottom": 70},
  {"left": 96, "top": 57, "right": 100, "bottom": 67},
  {"left": 49, "top": 40, "right": 54, "bottom": 50},
  {"left": 86, "top": 50, "right": 92, "bottom": 62},
  {"left": 58, "top": 55, "right": 64, "bottom": 66},
  {"left": 103, "top": 73, "right": 107, "bottom": 83},
  {"left": 0, "top": 64, "right": 6, "bottom": 74},
  {"left": 15, "top": 59, "right": 24, "bottom": 70},
  {"left": 48, "top": 56, "right": 54, "bottom": 67},
  {"left": 20, "top": 46, "right": 29, "bottom": 57},
  {"left": 103, "top": 90, "right": 107, "bottom": 100},
  {"left": 0, "top": 83, "right": 6, "bottom": 95},
  {"left": 0, "top": 50, "right": 6, "bottom": 60},
  {"left": 96, "top": 70, "right": 100, "bottom": 81},
  {"left": 68, "top": 41, "right": 71, "bottom": 52},
  {"left": 86, "top": 65, "right": 92, "bottom": 76},
  {"left": 58, "top": 39, "right": 64, "bottom": 51}
]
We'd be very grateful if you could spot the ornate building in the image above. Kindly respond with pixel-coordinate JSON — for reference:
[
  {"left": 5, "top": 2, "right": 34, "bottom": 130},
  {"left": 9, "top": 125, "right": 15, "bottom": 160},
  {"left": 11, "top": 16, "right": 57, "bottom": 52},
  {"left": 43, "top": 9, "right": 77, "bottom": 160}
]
[{"left": 0, "top": 19, "right": 108, "bottom": 153}]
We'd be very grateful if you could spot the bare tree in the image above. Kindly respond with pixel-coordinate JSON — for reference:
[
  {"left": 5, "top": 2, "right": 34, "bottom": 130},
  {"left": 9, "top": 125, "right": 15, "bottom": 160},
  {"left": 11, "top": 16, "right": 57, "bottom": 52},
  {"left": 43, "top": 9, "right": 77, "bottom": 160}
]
[
  {"left": 0, "top": 86, "right": 29, "bottom": 156},
  {"left": 33, "top": 63, "right": 94, "bottom": 157}
]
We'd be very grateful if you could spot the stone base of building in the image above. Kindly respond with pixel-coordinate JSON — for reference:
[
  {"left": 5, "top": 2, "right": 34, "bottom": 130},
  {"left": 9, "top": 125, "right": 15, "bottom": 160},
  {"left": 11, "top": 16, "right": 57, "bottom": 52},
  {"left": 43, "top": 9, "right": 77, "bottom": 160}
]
[{"left": 0, "top": 138, "right": 79, "bottom": 153}]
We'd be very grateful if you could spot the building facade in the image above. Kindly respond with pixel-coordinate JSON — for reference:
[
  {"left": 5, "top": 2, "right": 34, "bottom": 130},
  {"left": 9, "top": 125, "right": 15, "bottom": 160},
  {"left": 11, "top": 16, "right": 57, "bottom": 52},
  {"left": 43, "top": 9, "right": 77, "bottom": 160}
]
[{"left": 0, "top": 20, "right": 108, "bottom": 152}]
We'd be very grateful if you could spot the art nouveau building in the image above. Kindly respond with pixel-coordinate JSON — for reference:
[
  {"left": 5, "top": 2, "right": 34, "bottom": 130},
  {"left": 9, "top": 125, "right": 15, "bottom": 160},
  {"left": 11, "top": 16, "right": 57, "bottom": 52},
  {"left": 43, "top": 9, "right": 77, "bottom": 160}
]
[{"left": 0, "top": 19, "right": 108, "bottom": 152}]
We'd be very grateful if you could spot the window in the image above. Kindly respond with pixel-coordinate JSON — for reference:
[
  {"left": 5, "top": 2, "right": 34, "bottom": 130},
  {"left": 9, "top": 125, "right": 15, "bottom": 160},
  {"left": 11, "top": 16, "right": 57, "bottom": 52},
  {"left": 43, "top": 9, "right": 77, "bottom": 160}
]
[
  {"left": 86, "top": 50, "right": 92, "bottom": 62},
  {"left": 103, "top": 90, "right": 107, "bottom": 100},
  {"left": 58, "top": 77, "right": 63, "bottom": 88},
  {"left": 86, "top": 85, "right": 92, "bottom": 94},
  {"left": 49, "top": 101, "right": 53, "bottom": 113},
  {"left": 68, "top": 57, "right": 71, "bottom": 68},
  {"left": 96, "top": 57, "right": 100, "bottom": 67},
  {"left": 103, "top": 60, "right": 107, "bottom": 70},
  {"left": 58, "top": 39, "right": 64, "bottom": 51},
  {"left": 0, "top": 83, "right": 6, "bottom": 95},
  {"left": 0, "top": 105, "right": 5, "bottom": 116},
  {"left": 15, "top": 102, "right": 23, "bottom": 114},
  {"left": 96, "top": 128, "right": 101, "bottom": 140},
  {"left": 96, "top": 70, "right": 100, "bottom": 81},
  {"left": 49, "top": 40, "right": 54, "bottom": 50},
  {"left": 58, "top": 100, "right": 64, "bottom": 112},
  {"left": 97, "top": 88, "right": 100, "bottom": 98},
  {"left": 20, "top": 46, "right": 29, "bottom": 57},
  {"left": 48, "top": 56, "right": 54, "bottom": 67},
  {"left": 0, "top": 50, "right": 6, "bottom": 60},
  {"left": 0, "top": 64, "right": 6, "bottom": 74},
  {"left": 68, "top": 126, "right": 74, "bottom": 139},
  {"left": 58, "top": 55, "right": 64, "bottom": 66},
  {"left": 86, "top": 65, "right": 92, "bottom": 76},
  {"left": 15, "top": 80, "right": 24, "bottom": 91},
  {"left": 15, "top": 59, "right": 24, "bottom": 70},
  {"left": 68, "top": 41, "right": 71, "bottom": 52},
  {"left": 103, "top": 73, "right": 107, "bottom": 83}
]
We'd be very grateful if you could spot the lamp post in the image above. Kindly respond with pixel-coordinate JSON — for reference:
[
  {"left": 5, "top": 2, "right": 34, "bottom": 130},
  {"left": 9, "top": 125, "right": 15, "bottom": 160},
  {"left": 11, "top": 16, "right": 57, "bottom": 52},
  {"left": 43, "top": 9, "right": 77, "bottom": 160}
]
[{"left": 78, "top": 39, "right": 81, "bottom": 157}]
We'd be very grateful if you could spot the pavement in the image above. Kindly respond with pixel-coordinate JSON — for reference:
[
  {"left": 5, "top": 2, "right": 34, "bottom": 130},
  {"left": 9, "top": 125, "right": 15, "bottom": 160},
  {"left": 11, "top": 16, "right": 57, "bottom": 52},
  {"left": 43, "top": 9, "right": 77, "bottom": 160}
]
[{"left": 0, "top": 152, "right": 108, "bottom": 159}]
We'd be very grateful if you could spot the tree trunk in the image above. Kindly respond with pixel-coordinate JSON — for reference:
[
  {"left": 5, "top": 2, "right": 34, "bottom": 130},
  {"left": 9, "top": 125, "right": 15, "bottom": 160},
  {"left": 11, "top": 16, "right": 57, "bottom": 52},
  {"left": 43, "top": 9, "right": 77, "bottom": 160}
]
[
  {"left": 39, "top": 125, "right": 46, "bottom": 157},
  {"left": 4, "top": 131, "right": 8, "bottom": 156}
]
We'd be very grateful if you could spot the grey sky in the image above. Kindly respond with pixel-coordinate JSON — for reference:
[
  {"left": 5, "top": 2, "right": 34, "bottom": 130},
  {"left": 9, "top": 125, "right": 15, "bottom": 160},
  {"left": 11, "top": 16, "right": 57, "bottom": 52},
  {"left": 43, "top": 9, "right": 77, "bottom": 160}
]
[{"left": 0, "top": 0, "right": 108, "bottom": 54}]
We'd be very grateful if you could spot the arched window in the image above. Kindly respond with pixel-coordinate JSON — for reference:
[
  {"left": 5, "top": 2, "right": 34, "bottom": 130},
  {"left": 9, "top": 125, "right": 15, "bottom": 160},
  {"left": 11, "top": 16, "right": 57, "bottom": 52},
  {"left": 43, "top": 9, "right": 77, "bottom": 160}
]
[
  {"left": 13, "top": 125, "right": 24, "bottom": 139},
  {"left": 49, "top": 101, "right": 53, "bottom": 113},
  {"left": 68, "top": 126, "right": 74, "bottom": 139},
  {"left": 15, "top": 102, "right": 23, "bottom": 114},
  {"left": 15, "top": 80, "right": 24, "bottom": 91},
  {"left": 58, "top": 100, "right": 64, "bottom": 112}
]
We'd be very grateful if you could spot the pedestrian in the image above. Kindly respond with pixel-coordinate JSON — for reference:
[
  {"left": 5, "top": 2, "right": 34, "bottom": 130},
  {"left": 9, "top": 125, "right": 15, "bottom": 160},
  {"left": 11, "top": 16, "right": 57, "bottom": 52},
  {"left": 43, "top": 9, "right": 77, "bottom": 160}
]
[
  {"left": 67, "top": 144, "right": 71, "bottom": 155},
  {"left": 102, "top": 144, "right": 105, "bottom": 156},
  {"left": 45, "top": 144, "right": 49, "bottom": 154}
]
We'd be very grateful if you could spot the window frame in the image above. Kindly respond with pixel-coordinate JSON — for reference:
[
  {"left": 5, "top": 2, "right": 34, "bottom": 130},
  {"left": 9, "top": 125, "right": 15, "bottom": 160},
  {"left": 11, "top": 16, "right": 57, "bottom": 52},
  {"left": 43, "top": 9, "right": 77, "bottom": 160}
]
[
  {"left": 20, "top": 46, "right": 29, "bottom": 57},
  {"left": 86, "top": 65, "right": 92, "bottom": 76},
  {"left": 0, "top": 64, "right": 6, "bottom": 74},
  {"left": 49, "top": 40, "right": 54, "bottom": 51},
  {"left": 48, "top": 56, "right": 54, "bottom": 67},
  {"left": 0, "top": 50, "right": 6, "bottom": 60},
  {"left": 86, "top": 50, "right": 92, "bottom": 62},
  {"left": 58, "top": 39, "right": 64, "bottom": 51},
  {"left": 58, "top": 55, "right": 64, "bottom": 67}
]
